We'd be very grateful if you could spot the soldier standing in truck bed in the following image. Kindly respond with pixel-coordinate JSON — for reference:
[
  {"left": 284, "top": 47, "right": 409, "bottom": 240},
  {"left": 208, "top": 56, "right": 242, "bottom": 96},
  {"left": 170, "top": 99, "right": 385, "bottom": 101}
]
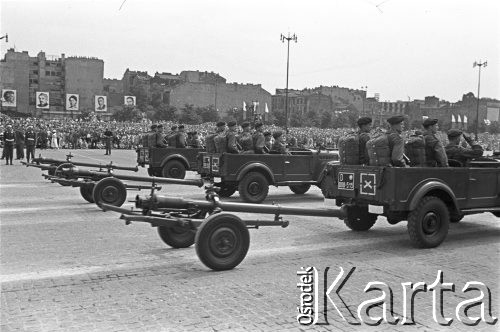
[
  {"left": 226, "top": 121, "right": 240, "bottom": 154},
  {"left": 422, "top": 118, "right": 448, "bottom": 167},
  {"left": 214, "top": 122, "right": 228, "bottom": 153},
  {"left": 147, "top": 124, "right": 157, "bottom": 148},
  {"left": 252, "top": 122, "right": 266, "bottom": 154},
  {"left": 167, "top": 125, "right": 178, "bottom": 146},
  {"left": 154, "top": 124, "right": 167, "bottom": 148},
  {"left": 445, "top": 129, "right": 483, "bottom": 166},
  {"left": 239, "top": 122, "right": 253, "bottom": 154},
  {"left": 357, "top": 117, "right": 372, "bottom": 165},
  {"left": 386, "top": 115, "right": 407, "bottom": 167},
  {"left": 271, "top": 131, "right": 288, "bottom": 154},
  {"left": 175, "top": 125, "right": 187, "bottom": 148}
]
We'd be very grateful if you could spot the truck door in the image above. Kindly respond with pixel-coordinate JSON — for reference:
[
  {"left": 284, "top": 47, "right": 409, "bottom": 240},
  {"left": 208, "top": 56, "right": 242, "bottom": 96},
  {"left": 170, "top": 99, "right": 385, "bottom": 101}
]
[
  {"left": 284, "top": 155, "right": 312, "bottom": 181},
  {"left": 467, "top": 168, "right": 499, "bottom": 207}
]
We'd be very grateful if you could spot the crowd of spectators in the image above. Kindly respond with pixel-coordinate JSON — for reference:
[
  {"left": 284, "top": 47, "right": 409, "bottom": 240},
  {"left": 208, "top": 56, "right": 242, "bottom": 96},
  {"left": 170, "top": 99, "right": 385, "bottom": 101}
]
[{"left": 1, "top": 114, "right": 499, "bottom": 152}]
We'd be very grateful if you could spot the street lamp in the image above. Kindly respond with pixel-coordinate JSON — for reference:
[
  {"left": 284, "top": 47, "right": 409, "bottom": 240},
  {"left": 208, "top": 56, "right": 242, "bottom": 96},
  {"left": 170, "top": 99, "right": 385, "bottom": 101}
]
[
  {"left": 280, "top": 32, "right": 297, "bottom": 134},
  {"left": 473, "top": 60, "right": 487, "bottom": 140}
]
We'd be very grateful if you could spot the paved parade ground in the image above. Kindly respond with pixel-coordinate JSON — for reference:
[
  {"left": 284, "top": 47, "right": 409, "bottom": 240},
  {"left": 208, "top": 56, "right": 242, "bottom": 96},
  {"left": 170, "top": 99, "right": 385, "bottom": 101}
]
[{"left": 1, "top": 149, "right": 499, "bottom": 332}]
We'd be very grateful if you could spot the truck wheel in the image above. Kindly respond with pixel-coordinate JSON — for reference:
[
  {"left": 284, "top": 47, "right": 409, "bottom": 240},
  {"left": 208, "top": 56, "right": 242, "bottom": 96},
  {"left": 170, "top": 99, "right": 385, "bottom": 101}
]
[
  {"left": 162, "top": 160, "right": 186, "bottom": 179},
  {"left": 93, "top": 177, "right": 127, "bottom": 207},
  {"left": 343, "top": 206, "right": 377, "bottom": 231},
  {"left": 289, "top": 184, "right": 311, "bottom": 195},
  {"left": 158, "top": 226, "right": 195, "bottom": 248},
  {"left": 407, "top": 196, "right": 449, "bottom": 248},
  {"left": 195, "top": 213, "right": 250, "bottom": 271},
  {"left": 238, "top": 172, "right": 269, "bottom": 203},
  {"left": 493, "top": 212, "right": 500, "bottom": 218},
  {"left": 218, "top": 184, "right": 237, "bottom": 198},
  {"left": 79, "top": 184, "right": 95, "bottom": 203}
]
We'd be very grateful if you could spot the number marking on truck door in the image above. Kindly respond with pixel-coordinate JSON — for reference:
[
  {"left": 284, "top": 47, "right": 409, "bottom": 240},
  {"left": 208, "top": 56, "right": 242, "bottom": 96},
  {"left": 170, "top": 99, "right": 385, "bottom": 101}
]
[
  {"left": 360, "top": 173, "right": 376, "bottom": 195},
  {"left": 338, "top": 172, "right": 354, "bottom": 190}
]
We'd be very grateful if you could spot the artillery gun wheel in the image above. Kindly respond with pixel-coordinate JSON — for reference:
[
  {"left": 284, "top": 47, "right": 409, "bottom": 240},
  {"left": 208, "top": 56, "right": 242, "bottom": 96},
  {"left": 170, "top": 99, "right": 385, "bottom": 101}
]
[
  {"left": 217, "top": 184, "right": 237, "bottom": 198},
  {"left": 343, "top": 206, "right": 377, "bottom": 231},
  {"left": 407, "top": 196, "right": 449, "bottom": 248},
  {"left": 93, "top": 177, "right": 127, "bottom": 207},
  {"left": 289, "top": 184, "right": 311, "bottom": 195},
  {"left": 158, "top": 226, "right": 195, "bottom": 248},
  {"left": 195, "top": 213, "right": 250, "bottom": 271},
  {"left": 79, "top": 184, "right": 95, "bottom": 203},
  {"left": 238, "top": 172, "right": 269, "bottom": 203},
  {"left": 162, "top": 160, "right": 186, "bottom": 179}
]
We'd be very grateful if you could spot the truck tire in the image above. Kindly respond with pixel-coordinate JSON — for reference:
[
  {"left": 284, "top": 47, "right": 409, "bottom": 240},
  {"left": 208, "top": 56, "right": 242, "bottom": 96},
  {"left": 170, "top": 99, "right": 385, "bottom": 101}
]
[
  {"left": 343, "top": 206, "right": 377, "bottom": 231},
  {"left": 93, "top": 177, "right": 127, "bottom": 207},
  {"left": 161, "top": 160, "right": 186, "bottom": 179},
  {"left": 407, "top": 196, "right": 449, "bottom": 248},
  {"left": 79, "top": 184, "right": 95, "bottom": 203},
  {"left": 238, "top": 172, "right": 269, "bottom": 203},
  {"left": 218, "top": 184, "right": 237, "bottom": 198},
  {"left": 289, "top": 184, "right": 311, "bottom": 195},
  {"left": 195, "top": 213, "right": 250, "bottom": 271},
  {"left": 493, "top": 212, "right": 500, "bottom": 218},
  {"left": 158, "top": 226, "right": 195, "bottom": 248}
]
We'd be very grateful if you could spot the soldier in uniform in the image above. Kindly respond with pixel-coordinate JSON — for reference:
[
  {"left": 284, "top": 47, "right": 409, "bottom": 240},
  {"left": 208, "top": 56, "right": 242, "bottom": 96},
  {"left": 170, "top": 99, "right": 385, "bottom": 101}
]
[
  {"left": 226, "top": 121, "right": 240, "bottom": 154},
  {"left": 205, "top": 125, "right": 219, "bottom": 153},
  {"left": 238, "top": 122, "right": 254, "bottom": 154},
  {"left": 271, "top": 131, "right": 289, "bottom": 154},
  {"left": 422, "top": 118, "right": 448, "bottom": 167},
  {"left": 190, "top": 131, "right": 203, "bottom": 148},
  {"left": 175, "top": 125, "right": 187, "bottom": 148},
  {"left": 104, "top": 127, "right": 113, "bottom": 155},
  {"left": 445, "top": 129, "right": 483, "bottom": 166},
  {"left": 147, "top": 124, "right": 158, "bottom": 148},
  {"left": 167, "top": 125, "right": 178, "bottom": 147},
  {"left": 357, "top": 117, "right": 372, "bottom": 165},
  {"left": 25, "top": 125, "right": 37, "bottom": 163},
  {"left": 15, "top": 125, "right": 25, "bottom": 160},
  {"left": 3, "top": 124, "right": 15, "bottom": 165},
  {"left": 252, "top": 122, "right": 266, "bottom": 154},
  {"left": 386, "top": 115, "right": 407, "bottom": 167},
  {"left": 142, "top": 124, "right": 155, "bottom": 148},
  {"left": 155, "top": 124, "right": 167, "bottom": 148},
  {"left": 264, "top": 131, "right": 272, "bottom": 153},
  {"left": 214, "top": 122, "right": 228, "bottom": 153}
]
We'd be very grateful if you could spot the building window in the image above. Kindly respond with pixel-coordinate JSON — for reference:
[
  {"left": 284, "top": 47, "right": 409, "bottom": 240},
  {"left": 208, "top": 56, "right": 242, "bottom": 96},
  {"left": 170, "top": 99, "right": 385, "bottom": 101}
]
[
  {"left": 45, "top": 71, "right": 50, "bottom": 76},
  {"left": 32, "top": 62, "right": 38, "bottom": 66},
  {"left": 32, "top": 70, "right": 38, "bottom": 75}
]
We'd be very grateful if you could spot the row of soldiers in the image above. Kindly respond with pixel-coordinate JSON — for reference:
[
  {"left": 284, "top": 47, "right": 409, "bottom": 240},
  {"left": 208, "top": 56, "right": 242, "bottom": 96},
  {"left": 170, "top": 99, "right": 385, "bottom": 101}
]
[
  {"left": 142, "top": 124, "right": 203, "bottom": 149},
  {"left": 2, "top": 124, "right": 37, "bottom": 165},
  {"left": 345, "top": 115, "right": 483, "bottom": 167},
  {"left": 205, "top": 121, "right": 288, "bottom": 155}
]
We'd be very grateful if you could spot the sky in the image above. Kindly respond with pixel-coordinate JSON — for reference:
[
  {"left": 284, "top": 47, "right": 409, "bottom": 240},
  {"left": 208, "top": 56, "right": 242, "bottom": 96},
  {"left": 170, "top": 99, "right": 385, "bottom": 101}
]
[{"left": 1, "top": 0, "right": 499, "bottom": 102}]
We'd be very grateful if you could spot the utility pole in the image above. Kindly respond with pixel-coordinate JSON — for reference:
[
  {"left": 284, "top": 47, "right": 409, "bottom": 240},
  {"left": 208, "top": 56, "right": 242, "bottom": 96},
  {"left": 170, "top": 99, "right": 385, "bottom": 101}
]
[
  {"left": 361, "top": 86, "right": 367, "bottom": 116},
  {"left": 473, "top": 60, "right": 487, "bottom": 140},
  {"left": 280, "top": 32, "right": 297, "bottom": 134}
]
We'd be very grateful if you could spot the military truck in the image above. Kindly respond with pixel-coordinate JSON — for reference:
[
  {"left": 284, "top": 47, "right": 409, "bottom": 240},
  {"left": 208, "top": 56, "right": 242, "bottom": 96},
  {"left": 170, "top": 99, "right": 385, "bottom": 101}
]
[
  {"left": 136, "top": 147, "right": 204, "bottom": 178},
  {"left": 198, "top": 149, "right": 339, "bottom": 203},
  {"left": 321, "top": 157, "right": 500, "bottom": 248}
]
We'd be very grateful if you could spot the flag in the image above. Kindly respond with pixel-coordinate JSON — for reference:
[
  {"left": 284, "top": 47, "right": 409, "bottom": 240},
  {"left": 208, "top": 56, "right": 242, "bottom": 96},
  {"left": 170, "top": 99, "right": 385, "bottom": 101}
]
[
  {"left": 264, "top": 103, "right": 269, "bottom": 121},
  {"left": 463, "top": 115, "right": 467, "bottom": 123},
  {"left": 451, "top": 114, "right": 456, "bottom": 123},
  {"left": 243, "top": 101, "right": 247, "bottom": 120}
]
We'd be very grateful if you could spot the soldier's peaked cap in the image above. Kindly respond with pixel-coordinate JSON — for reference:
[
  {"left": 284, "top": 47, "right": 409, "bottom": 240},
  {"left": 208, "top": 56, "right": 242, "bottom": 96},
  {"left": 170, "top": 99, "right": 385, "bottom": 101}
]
[
  {"left": 422, "top": 118, "right": 438, "bottom": 127},
  {"left": 447, "top": 129, "right": 463, "bottom": 138},
  {"left": 227, "top": 121, "right": 237, "bottom": 127},
  {"left": 357, "top": 117, "right": 372, "bottom": 126},
  {"left": 241, "top": 122, "right": 250, "bottom": 128},
  {"left": 387, "top": 115, "right": 405, "bottom": 125},
  {"left": 216, "top": 121, "right": 226, "bottom": 127},
  {"left": 272, "top": 131, "right": 283, "bottom": 139}
]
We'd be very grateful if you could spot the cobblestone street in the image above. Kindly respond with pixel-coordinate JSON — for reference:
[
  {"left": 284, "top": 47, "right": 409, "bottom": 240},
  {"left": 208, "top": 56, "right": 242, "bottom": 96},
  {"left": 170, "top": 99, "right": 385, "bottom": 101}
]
[{"left": 1, "top": 150, "right": 499, "bottom": 331}]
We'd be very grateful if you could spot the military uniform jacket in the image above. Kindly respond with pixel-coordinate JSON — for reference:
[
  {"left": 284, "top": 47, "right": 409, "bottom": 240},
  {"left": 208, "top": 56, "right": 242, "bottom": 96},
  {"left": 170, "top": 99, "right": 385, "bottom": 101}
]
[
  {"left": 175, "top": 132, "right": 187, "bottom": 148},
  {"left": 15, "top": 130, "right": 25, "bottom": 145},
  {"left": 3, "top": 131, "right": 15, "bottom": 146},
  {"left": 423, "top": 131, "right": 448, "bottom": 167},
  {"left": 271, "top": 140, "right": 288, "bottom": 154},
  {"left": 252, "top": 131, "right": 266, "bottom": 154},
  {"left": 238, "top": 132, "right": 253, "bottom": 152},
  {"left": 226, "top": 129, "right": 240, "bottom": 154},
  {"left": 205, "top": 133, "right": 217, "bottom": 153},
  {"left": 167, "top": 132, "right": 177, "bottom": 147},
  {"left": 214, "top": 132, "right": 228, "bottom": 153},
  {"left": 387, "top": 129, "right": 406, "bottom": 167},
  {"left": 147, "top": 132, "right": 157, "bottom": 148},
  {"left": 358, "top": 131, "right": 371, "bottom": 165},
  {"left": 445, "top": 143, "right": 483, "bottom": 166},
  {"left": 25, "top": 131, "right": 37, "bottom": 146},
  {"left": 155, "top": 132, "right": 167, "bottom": 148}
]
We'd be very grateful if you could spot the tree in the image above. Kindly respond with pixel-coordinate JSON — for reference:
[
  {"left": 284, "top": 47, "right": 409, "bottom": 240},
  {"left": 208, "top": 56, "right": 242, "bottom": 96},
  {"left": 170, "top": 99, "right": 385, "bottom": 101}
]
[
  {"left": 179, "top": 104, "right": 202, "bottom": 124},
  {"left": 112, "top": 106, "right": 142, "bottom": 122},
  {"left": 320, "top": 111, "right": 332, "bottom": 128},
  {"left": 153, "top": 104, "right": 177, "bottom": 121},
  {"left": 198, "top": 105, "right": 219, "bottom": 123},
  {"left": 488, "top": 121, "right": 500, "bottom": 134}
]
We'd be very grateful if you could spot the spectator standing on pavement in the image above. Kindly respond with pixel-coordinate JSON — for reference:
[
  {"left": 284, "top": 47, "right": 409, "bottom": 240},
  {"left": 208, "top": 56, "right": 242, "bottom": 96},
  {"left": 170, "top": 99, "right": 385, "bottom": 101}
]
[
  {"left": 15, "top": 126, "right": 25, "bottom": 160},
  {"left": 3, "top": 124, "right": 15, "bottom": 165},
  {"left": 51, "top": 130, "right": 59, "bottom": 149}
]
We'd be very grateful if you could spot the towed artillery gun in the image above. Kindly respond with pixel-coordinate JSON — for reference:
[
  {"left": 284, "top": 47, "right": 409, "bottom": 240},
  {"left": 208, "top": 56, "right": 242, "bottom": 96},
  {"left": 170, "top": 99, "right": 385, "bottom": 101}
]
[
  {"left": 100, "top": 185, "right": 347, "bottom": 271},
  {"left": 41, "top": 163, "right": 204, "bottom": 206}
]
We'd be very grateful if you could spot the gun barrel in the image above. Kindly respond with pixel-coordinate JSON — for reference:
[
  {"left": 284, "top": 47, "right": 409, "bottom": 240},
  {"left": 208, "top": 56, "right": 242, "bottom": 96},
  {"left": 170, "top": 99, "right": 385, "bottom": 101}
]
[
  {"left": 114, "top": 174, "right": 204, "bottom": 187},
  {"left": 151, "top": 194, "right": 346, "bottom": 218}
]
